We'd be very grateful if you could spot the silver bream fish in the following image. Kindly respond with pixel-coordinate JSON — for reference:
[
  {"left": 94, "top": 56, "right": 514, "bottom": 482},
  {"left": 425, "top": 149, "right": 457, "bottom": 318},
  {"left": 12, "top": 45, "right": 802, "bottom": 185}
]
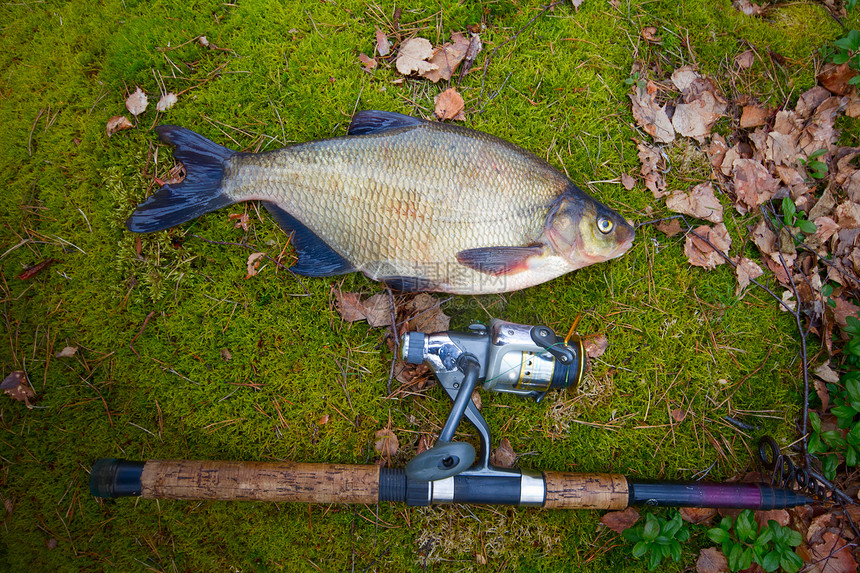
[{"left": 127, "top": 111, "right": 634, "bottom": 294}]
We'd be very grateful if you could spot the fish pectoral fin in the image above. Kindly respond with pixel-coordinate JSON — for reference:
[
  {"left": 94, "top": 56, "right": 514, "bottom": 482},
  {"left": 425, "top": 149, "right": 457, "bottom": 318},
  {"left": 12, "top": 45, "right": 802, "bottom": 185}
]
[
  {"left": 347, "top": 110, "right": 426, "bottom": 136},
  {"left": 456, "top": 245, "right": 544, "bottom": 276},
  {"left": 262, "top": 203, "right": 355, "bottom": 277}
]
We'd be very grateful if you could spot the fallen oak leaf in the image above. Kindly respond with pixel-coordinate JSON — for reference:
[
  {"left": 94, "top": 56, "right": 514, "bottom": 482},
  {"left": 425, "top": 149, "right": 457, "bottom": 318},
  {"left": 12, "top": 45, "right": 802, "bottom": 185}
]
[
  {"left": 375, "top": 28, "right": 390, "bottom": 57},
  {"left": 684, "top": 223, "right": 732, "bottom": 270},
  {"left": 665, "top": 182, "right": 723, "bottom": 223},
  {"left": 818, "top": 62, "right": 857, "bottom": 96},
  {"left": 696, "top": 547, "right": 729, "bottom": 573},
  {"left": 490, "top": 437, "right": 516, "bottom": 468},
  {"left": 125, "top": 87, "right": 148, "bottom": 117},
  {"left": 656, "top": 218, "right": 683, "bottom": 237},
  {"left": 106, "top": 116, "right": 133, "bottom": 137},
  {"left": 2, "top": 371, "right": 34, "bottom": 406},
  {"left": 361, "top": 293, "right": 393, "bottom": 328},
  {"left": 422, "top": 32, "right": 470, "bottom": 83},
  {"left": 155, "top": 92, "right": 178, "bottom": 112},
  {"left": 395, "top": 37, "right": 436, "bottom": 76},
  {"left": 374, "top": 428, "right": 399, "bottom": 457},
  {"left": 630, "top": 81, "right": 675, "bottom": 143},
  {"left": 601, "top": 507, "right": 640, "bottom": 533},
  {"left": 734, "top": 256, "right": 764, "bottom": 296},
  {"left": 334, "top": 289, "right": 366, "bottom": 322},
  {"left": 672, "top": 90, "right": 726, "bottom": 142},
  {"left": 245, "top": 252, "right": 265, "bottom": 278},
  {"left": 739, "top": 105, "right": 770, "bottom": 129},
  {"left": 358, "top": 52, "right": 377, "bottom": 70},
  {"left": 434, "top": 87, "right": 466, "bottom": 121},
  {"left": 55, "top": 346, "right": 78, "bottom": 358}
]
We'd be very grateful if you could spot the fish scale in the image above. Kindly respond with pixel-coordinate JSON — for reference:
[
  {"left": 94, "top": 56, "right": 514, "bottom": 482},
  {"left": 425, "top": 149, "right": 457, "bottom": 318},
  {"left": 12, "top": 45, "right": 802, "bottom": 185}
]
[{"left": 127, "top": 111, "right": 634, "bottom": 294}]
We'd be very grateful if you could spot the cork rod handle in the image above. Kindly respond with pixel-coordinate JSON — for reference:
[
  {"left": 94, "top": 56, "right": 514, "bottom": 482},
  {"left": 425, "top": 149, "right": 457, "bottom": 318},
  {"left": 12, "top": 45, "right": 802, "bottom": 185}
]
[
  {"left": 542, "top": 472, "right": 630, "bottom": 510},
  {"left": 98, "top": 459, "right": 383, "bottom": 503}
]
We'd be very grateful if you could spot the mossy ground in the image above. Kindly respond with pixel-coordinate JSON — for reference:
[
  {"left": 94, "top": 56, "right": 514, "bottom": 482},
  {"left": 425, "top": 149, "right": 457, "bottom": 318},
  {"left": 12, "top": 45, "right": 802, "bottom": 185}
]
[{"left": 0, "top": 1, "right": 854, "bottom": 571}]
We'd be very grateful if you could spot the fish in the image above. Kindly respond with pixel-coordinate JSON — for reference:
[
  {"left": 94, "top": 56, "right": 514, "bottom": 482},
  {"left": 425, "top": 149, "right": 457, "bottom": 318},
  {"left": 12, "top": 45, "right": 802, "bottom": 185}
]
[{"left": 127, "top": 110, "right": 635, "bottom": 294}]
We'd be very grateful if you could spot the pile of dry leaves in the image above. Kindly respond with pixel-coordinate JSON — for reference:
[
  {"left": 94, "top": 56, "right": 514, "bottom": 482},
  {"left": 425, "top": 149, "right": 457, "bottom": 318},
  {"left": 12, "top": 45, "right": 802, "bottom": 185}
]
[
  {"left": 359, "top": 28, "right": 483, "bottom": 121},
  {"left": 633, "top": 62, "right": 860, "bottom": 351}
]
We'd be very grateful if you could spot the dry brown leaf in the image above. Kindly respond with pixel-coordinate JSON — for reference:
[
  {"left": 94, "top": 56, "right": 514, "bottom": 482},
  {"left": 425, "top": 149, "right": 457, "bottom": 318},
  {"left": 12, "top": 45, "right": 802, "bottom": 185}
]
[
  {"left": 680, "top": 506, "right": 717, "bottom": 524},
  {"left": 753, "top": 509, "right": 789, "bottom": 529},
  {"left": 656, "top": 218, "right": 683, "bottom": 237},
  {"left": 637, "top": 140, "right": 668, "bottom": 198},
  {"left": 460, "top": 33, "right": 483, "bottom": 78},
  {"left": 374, "top": 428, "right": 399, "bottom": 457},
  {"left": 125, "top": 87, "right": 148, "bottom": 117},
  {"left": 797, "top": 86, "right": 833, "bottom": 118},
  {"left": 1, "top": 371, "right": 34, "bottom": 405},
  {"left": 471, "top": 389, "right": 482, "bottom": 410},
  {"left": 834, "top": 297, "right": 860, "bottom": 331},
  {"left": 696, "top": 547, "right": 729, "bottom": 573},
  {"left": 731, "top": 0, "right": 763, "bottom": 16},
  {"left": 641, "top": 26, "right": 660, "bottom": 43},
  {"left": 362, "top": 293, "right": 393, "bottom": 328},
  {"left": 666, "top": 182, "right": 723, "bottom": 223},
  {"left": 106, "top": 115, "right": 133, "bottom": 137},
  {"left": 621, "top": 173, "right": 636, "bottom": 190},
  {"left": 229, "top": 212, "right": 250, "bottom": 231},
  {"left": 220, "top": 348, "right": 232, "bottom": 361},
  {"left": 245, "top": 252, "right": 265, "bottom": 278},
  {"left": 735, "top": 50, "right": 755, "bottom": 69},
  {"left": 600, "top": 507, "right": 640, "bottom": 533},
  {"left": 55, "top": 346, "right": 78, "bottom": 358},
  {"left": 395, "top": 38, "right": 436, "bottom": 76},
  {"left": 317, "top": 414, "right": 330, "bottom": 425},
  {"left": 671, "top": 66, "right": 701, "bottom": 93},
  {"left": 571, "top": 0, "right": 585, "bottom": 10},
  {"left": 818, "top": 62, "right": 857, "bottom": 96},
  {"left": 630, "top": 82, "right": 675, "bottom": 143},
  {"left": 375, "top": 28, "right": 390, "bottom": 57},
  {"left": 584, "top": 333, "right": 608, "bottom": 358},
  {"left": 490, "top": 437, "right": 516, "bottom": 468},
  {"left": 672, "top": 91, "right": 726, "bottom": 142},
  {"left": 393, "top": 360, "right": 432, "bottom": 387},
  {"left": 156, "top": 92, "right": 177, "bottom": 112},
  {"left": 734, "top": 257, "right": 764, "bottom": 295},
  {"left": 402, "top": 293, "right": 450, "bottom": 333},
  {"left": 815, "top": 361, "right": 841, "bottom": 384},
  {"left": 836, "top": 201, "right": 860, "bottom": 229},
  {"left": 733, "top": 159, "right": 780, "bottom": 213},
  {"left": 358, "top": 53, "right": 377, "bottom": 70},
  {"left": 709, "top": 135, "right": 729, "bottom": 170},
  {"left": 334, "top": 290, "right": 366, "bottom": 322},
  {"left": 671, "top": 408, "right": 687, "bottom": 422},
  {"left": 434, "top": 87, "right": 466, "bottom": 121},
  {"left": 422, "top": 32, "right": 470, "bottom": 83},
  {"left": 740, "top": 105, "right": 770, "bottom": 129},
  {"left": 766, "top": 131, "right": 800, "bottom": 167},
  {"left": 684, "top": 223, "right": 732, "bottom": 269},
  {"left": 799, "top": 531, "right": 858, "bottom": 573}
]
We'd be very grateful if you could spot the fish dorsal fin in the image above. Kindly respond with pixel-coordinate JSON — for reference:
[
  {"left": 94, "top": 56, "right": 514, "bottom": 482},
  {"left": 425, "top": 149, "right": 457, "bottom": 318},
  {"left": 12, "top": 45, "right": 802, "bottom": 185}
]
[
  {"left": 262, "top": 203, "right": 355, "bottom": 277},
  {"left": 347, "top": 110, "right": 426, "bottom": 136},
  {"left": 456, "top": 245, "right": 544, "bottom": 276}
]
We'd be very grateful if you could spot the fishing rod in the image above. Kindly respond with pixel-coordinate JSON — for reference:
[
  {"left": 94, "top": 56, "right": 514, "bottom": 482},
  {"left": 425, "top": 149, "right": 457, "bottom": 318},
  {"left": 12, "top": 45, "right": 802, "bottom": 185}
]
[{"left": 90, "top": 320, "right": 814, "bottom": 510}]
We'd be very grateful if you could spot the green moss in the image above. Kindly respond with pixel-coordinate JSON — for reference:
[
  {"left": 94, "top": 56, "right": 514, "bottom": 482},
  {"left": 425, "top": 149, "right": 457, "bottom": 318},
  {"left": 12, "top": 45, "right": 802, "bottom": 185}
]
[{"left": 0, "top": 0, "right": 834, "bottom": 570}]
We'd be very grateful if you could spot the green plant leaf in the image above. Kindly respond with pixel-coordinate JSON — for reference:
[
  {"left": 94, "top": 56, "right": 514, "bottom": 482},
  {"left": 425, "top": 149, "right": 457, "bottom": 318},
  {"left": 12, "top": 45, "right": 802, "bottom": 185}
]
[
  {"left": 643, "top": 514, "right": 659, "bottom": 541},
  {"left": 809, "top": 149, "right": 828, "bottom": 160},
  {"left": 756, "top": 527, "right": 773, "bottom": 547},
  {"left": 833, "top": 404, "right": 858, "bottom": 420},
  {"left": 808, "top": 432, "right": 824, "bottom": 454},
  {"left": 780, "top": 549, "right": 803, "bottom": 573},
  {"left": 781, "top": 196, "right": 797, "bottom": 224},
  {"left": 662, "top": 513, "right": 682, "bottom": 538},
  {"left": 762, "top": 550, "right": 781, "bottom": 572},
  {"left": 623, "top": 527, "right": 641, "bottom": 542},
  {"left": 632, "top": 540, "right": 649, "bottom": 558},
  {"left": 708, "top": 528, "right": 731, "bottom": 544},
  {"left": 798, "top": 218, "right": 818, "bottom": 234},
  {"left": 823, "top": 454, "right": 838, "bottom": 481},
  {"left": 728, "top": 542, "right": 743, "bottom": 572},
  {"left": 676, "top": 528, "right": 690, "bottom": 542},
  {"left": 669, "top": 539, "right": 681, "bottom": 562},
  {"left": 785, "top": 529, "right": 803, "bottom": 547},
  {"left": 833, "top": 52, "right": 852, "bottom": 64},
  {"left": 810, "top": 411, "right": 822, "bottom": 434},
  {"left": 648, "top": 546, "right": 661, "bottom": 570},
  {"left": 736, "top": 510, "right": 756, "bottom": 543},
  {"left": 740, "top": 547, "right": 753, "bottom": 571},
  {"left": 846, "top": 316, "right": 860, "bottom": 335}
]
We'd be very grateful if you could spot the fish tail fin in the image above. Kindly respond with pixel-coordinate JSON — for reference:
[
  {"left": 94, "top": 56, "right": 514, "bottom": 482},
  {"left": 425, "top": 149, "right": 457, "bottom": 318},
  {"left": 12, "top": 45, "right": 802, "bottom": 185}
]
[{"left": 126, "top": 126, "right": 236, "bottom": 233}]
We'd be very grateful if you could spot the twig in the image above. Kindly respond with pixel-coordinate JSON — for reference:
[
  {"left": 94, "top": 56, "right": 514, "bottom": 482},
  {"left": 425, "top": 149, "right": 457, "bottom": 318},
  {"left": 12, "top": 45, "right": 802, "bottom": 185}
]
[{"left": 129, "top": 311, "right": 157, "bottom": 358}]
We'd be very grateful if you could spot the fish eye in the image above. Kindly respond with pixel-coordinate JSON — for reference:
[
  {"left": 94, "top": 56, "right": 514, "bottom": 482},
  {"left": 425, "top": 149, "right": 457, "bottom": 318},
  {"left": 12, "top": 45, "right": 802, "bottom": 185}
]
[{"left": 597, "top": 217, "right": 613, "bottom": 234}]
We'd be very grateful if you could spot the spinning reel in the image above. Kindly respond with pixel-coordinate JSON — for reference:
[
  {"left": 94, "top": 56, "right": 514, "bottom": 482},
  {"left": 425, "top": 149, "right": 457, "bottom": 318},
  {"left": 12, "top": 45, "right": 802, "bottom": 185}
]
[{"left": 401, "top": 319, "right": 586, "bottom": 482}]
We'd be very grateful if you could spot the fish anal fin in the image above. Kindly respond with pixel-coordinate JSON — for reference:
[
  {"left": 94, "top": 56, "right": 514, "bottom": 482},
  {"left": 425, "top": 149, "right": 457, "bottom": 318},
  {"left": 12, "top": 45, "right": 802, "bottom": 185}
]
[
  {"left": 348, "top": 111, "right": 426, "bottom": 136},
  {"left": 456, "top": 245, "right": 544, "bottom": 276},
  {"left": 380, "top": 276, "right": 441, "bottom": 292},
  {"left": 263, "top": 203, "right": 355, "bottom": 277}
]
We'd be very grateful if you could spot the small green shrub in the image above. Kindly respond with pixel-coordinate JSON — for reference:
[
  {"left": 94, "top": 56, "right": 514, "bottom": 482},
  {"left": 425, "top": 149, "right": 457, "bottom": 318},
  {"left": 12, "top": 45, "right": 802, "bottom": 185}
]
[
  {"left": 706, "top": 511, "right": 803, "bottom": 572},
  {"left": 622, "top": 512, "right": 690, "bottom": 570}
]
